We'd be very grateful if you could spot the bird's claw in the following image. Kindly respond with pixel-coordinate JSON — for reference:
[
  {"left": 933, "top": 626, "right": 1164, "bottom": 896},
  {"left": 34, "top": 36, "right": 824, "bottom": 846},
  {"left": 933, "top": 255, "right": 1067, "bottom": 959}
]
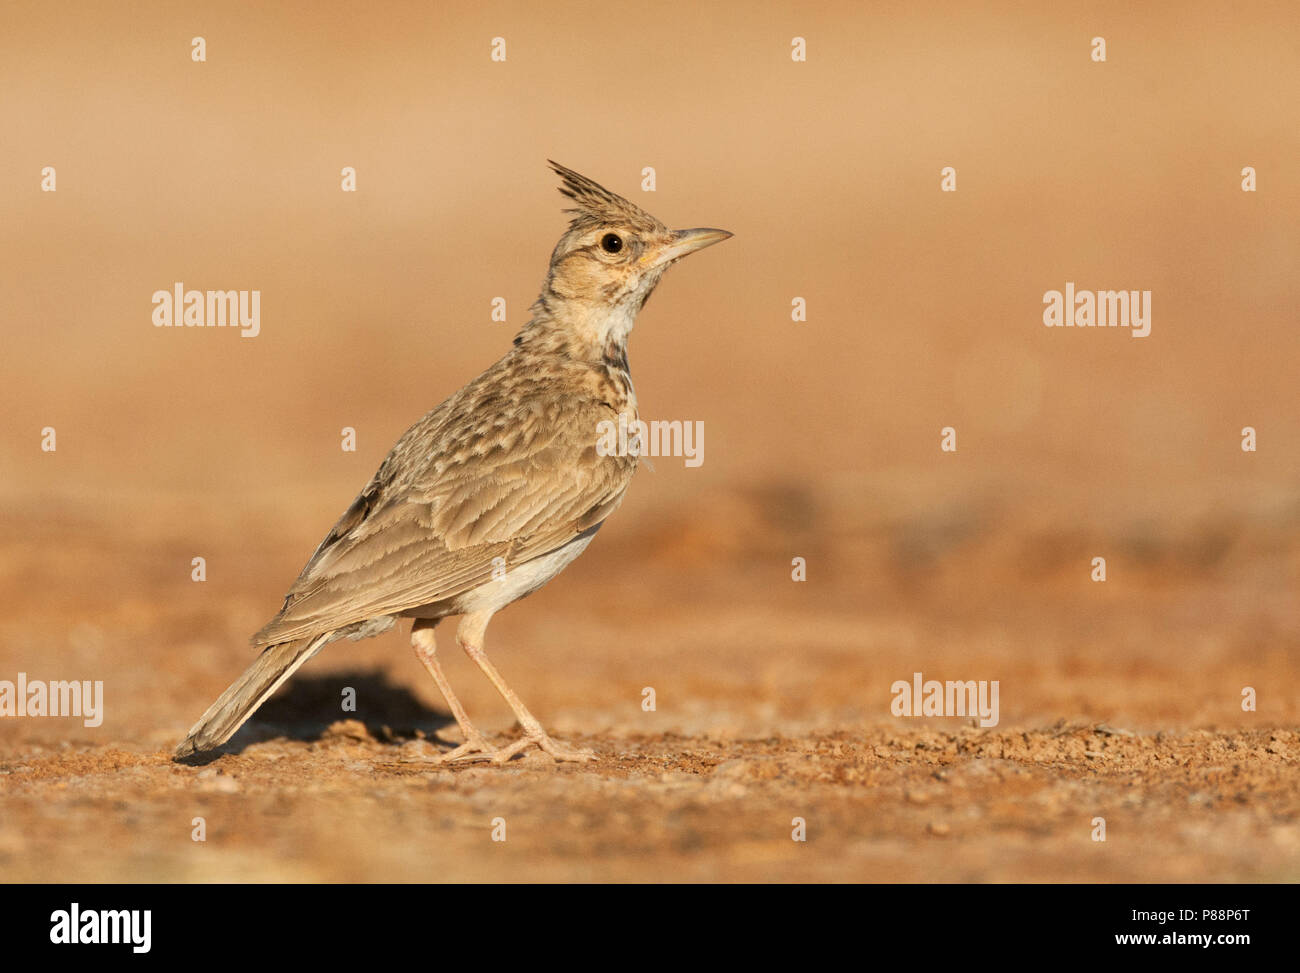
[
  {"left": 491, "top": 732, "right": 595, "bottom": 764},
  {"left": 436, "top": 734, "right": 501, "bottom": 764}
]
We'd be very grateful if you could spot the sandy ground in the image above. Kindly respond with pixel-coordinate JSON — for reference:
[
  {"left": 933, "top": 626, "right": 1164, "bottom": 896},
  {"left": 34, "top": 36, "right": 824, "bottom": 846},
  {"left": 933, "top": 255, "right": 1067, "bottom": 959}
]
[
  {"left": 3, "top": 724, "right": 1298, "bottom": 883},
  {"left": 2, "top": 481, "right": 1297, "bottom": 883}
]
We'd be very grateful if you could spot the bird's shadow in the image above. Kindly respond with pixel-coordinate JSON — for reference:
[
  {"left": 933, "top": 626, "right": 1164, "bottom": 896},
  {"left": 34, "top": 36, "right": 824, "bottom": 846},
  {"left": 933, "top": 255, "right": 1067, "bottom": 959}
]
[{"left": 179, "top": 669, "right": 452, "bottom": 764}]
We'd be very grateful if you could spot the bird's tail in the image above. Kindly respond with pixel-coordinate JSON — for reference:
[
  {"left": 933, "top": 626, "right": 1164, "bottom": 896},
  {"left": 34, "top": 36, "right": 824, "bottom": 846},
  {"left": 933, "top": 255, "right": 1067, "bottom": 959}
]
[{"left": 173, "top": 633, "right": 330, "bottom": 759}]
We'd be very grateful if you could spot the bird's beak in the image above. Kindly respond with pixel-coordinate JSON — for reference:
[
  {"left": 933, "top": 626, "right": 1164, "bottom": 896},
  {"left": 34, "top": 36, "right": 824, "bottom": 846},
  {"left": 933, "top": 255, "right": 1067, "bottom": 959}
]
[{"left": 646, "top": 227, "right": 733, "bottom": 267}]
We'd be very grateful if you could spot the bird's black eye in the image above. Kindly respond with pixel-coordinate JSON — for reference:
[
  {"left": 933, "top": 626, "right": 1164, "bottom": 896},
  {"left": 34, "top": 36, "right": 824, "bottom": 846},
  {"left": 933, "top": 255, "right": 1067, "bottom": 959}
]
[{"left": 600, "top": 233, "right": 624, "bottom": 254}]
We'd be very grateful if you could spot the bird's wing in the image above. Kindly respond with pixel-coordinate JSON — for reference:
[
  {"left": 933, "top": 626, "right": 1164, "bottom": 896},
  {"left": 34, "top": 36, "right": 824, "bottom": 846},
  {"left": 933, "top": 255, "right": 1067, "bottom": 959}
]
[{"left": 252, "top": 374, "right": 635, "bottom": 647}]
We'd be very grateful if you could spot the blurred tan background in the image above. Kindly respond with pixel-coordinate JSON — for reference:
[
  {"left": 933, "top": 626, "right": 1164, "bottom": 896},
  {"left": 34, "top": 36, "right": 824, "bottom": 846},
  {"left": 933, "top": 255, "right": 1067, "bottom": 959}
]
[{"left": 1, "top": 1, "right": 1297, "bottom": 882}]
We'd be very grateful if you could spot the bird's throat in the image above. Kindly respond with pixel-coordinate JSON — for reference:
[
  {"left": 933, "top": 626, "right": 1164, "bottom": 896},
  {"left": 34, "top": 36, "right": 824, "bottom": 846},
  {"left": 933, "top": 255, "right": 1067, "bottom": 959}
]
[{"left": 519, "top": 296, "right": 637, "bottom": 371}]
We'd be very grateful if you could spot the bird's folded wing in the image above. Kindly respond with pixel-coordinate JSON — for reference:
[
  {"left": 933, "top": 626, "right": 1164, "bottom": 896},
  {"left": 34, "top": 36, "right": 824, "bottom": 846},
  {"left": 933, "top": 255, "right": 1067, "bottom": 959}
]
[{"left": 252, "top": 395, "right": 634, "bottom": 646}]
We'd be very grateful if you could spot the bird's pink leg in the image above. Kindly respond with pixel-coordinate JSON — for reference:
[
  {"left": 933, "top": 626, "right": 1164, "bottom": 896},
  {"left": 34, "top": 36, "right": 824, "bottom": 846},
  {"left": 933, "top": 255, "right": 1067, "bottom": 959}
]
[
  {"left": 456, "top": 611, "right": 595, "bottom": 764},
  {"left": 410, "top": 619, "right": 498, "bottom": 762}
]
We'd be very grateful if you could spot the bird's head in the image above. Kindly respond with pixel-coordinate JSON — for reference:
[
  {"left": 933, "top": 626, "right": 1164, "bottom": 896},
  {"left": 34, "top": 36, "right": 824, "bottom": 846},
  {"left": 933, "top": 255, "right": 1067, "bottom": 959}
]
[{"left": 524, "top": 162, "right": 731, "bottom": 362}]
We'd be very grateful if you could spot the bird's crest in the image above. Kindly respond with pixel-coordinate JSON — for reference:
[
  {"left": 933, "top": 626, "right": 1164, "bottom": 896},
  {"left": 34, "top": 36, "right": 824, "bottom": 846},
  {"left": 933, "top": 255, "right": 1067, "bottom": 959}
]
[{"left": 548, "top": 161, "right": 664, "bottom": 233}]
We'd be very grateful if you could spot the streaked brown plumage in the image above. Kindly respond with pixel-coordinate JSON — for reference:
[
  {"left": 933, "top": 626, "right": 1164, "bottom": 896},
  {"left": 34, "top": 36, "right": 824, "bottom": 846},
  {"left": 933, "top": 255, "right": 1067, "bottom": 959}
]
[{"left": 174, "top": 162, "right": 731, "bottom": 763}]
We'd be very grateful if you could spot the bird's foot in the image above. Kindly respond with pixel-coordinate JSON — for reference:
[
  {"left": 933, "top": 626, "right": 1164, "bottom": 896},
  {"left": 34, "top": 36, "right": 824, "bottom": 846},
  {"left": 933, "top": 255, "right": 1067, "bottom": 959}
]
[
  {"left": 491, "top": 728, "right": 595, "bottom": 765},
  {"left": 436, "top": 732, "right": 501, "bottom": 764}
]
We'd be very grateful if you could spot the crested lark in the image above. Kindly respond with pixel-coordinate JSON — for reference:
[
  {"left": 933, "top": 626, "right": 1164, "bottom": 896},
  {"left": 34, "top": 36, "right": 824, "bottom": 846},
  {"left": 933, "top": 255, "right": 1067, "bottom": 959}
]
[{"left": 175, "top": 162, "right": 731, "bottom": 763}]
